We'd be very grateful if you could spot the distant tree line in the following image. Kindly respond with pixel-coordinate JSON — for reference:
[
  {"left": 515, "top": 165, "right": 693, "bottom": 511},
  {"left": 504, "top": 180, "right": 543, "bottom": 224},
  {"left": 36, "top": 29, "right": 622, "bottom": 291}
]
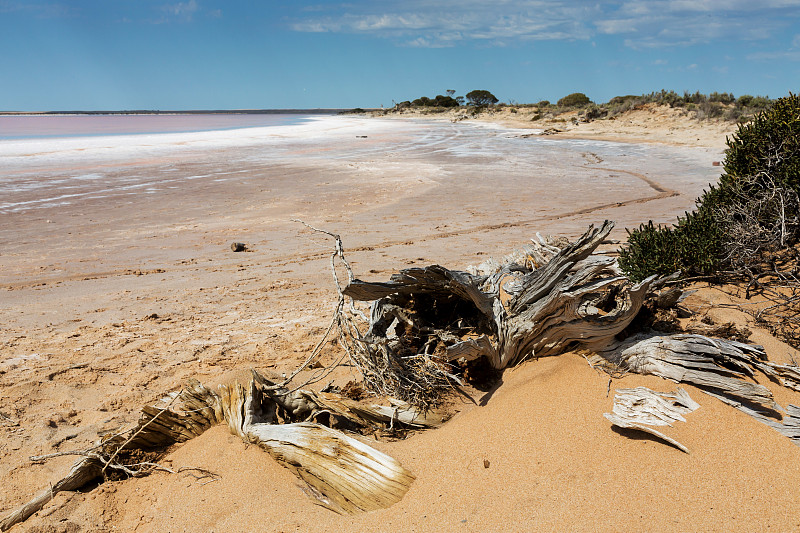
[
  {"left": 395, "top": 89, "right": 500, "bottom": 109},
  {"left": 380, "top": 89, "right": 773, "bottom": 123}
]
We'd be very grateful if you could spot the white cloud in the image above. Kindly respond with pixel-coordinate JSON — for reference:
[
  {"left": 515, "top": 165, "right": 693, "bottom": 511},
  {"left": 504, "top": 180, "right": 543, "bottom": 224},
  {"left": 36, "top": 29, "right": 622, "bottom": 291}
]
[
  {"left": 289, "top": 0, "right": 800, "bottom": 50},
  {"left": 291, "top": 2, "right": 598, "bottom": 45},
  {"left": 155, "top": 0, "right": 198, "bottom": 23}
]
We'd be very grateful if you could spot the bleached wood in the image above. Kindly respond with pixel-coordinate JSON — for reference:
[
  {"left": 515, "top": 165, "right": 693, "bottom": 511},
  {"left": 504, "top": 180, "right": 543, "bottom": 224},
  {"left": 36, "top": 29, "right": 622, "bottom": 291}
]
[
  {"left": 344, "top": 221, "right": 656, "bottom": 372},
  {"left": 604, "top": 386, "right": 699, "bottom": 454},
  {"left": 765, "top": 362, "right": 800, "bottom": 392},
  {"left": 218, "top": 377, "right": 416, "bottom": 514},
  {"left": 608, "top": 334, "right": 776, "bottom": 411},
  {"left": 604, "top": 415, "right": 691, "bottom": 454},
  {"left": 0, "top": 458, "right": 102, "bottom": 531},
  {"left": 609, "top": 386, "right": 699, "bottom": 426},
  {"left": 603, "top": 334, "right": 800, "bottom": 446}
]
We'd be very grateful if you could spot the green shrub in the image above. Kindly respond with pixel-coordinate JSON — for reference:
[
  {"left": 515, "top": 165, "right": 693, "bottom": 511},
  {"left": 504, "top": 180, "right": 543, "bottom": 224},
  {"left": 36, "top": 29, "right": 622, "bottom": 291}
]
[
  {"left": 683, "top": 91, "right": 706, "bottom": 105},
  {"left": 724, "top": 107, "right": 744, "bottom": 122},
  {"left": 466, "top": 90, "right": 499, "bottom": 105},
  {"left": 557, "top": 92, "right": 592, "bottom": 107},
  {"left": 608, "top": 95, "right": 638, "bottom": 106},
  {"left": 695, "top": 101, "right": 725, "bottom": 120},
  {"left": 709, "top": 92, "right": 735, "bottom": 104},
  {"left": 619, "top": 93, "right": 800, "bottom": 281},
  {"left": 721, "top": 94, "right": 797, "bottom": 192},
  {"left": 537, "top": 100, "right": 550, "bottom": 107},
  {"left": 432, "top": 94, "right": 460, "bottom": 107},
  {"left": 619, "top": 210, "right": 722, "bottom": 281},
  {"left": 640, "top": 90, "right": 684, "bottom": 107}
]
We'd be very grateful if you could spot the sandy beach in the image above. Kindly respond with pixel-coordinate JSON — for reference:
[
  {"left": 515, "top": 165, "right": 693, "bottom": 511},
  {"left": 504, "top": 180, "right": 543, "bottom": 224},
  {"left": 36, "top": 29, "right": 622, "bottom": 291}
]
[{"left": 3, "top": 113, "right": 800, "bottom": 532}]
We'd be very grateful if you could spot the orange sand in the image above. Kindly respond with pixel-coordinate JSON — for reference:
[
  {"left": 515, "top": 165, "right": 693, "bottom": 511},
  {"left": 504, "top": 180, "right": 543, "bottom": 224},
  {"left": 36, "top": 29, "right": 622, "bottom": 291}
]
[{"left": 2, "top": 113, "right": 799, "bottom": 532}]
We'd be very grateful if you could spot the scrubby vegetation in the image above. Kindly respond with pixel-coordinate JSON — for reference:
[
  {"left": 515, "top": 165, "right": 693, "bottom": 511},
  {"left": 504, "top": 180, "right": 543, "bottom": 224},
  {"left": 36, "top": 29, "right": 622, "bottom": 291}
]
[
  {"left": 380, "top": 89, "right": 773, "bottom": 123},
  {"left": 581, "top": 90, "right": 774, "bottom": 122},
  {"left": 619, "top": 93, "right": 800, "bottom": 285},
  {"left": 557, "top": 92, "right": 592, "bottom": 108},
  {"left": 410, "top": 94, "right": 460, "bottom": 108}
]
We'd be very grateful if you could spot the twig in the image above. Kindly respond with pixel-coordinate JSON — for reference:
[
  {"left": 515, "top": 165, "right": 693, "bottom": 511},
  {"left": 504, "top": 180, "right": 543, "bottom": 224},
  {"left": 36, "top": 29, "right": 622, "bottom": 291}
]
[{"left": 101, "top": 393, "right": 179, "bottom": 476}]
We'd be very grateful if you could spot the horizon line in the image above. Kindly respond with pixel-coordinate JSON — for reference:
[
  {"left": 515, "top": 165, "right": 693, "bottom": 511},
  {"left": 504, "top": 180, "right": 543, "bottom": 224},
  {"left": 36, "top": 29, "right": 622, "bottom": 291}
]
[{"left": 0, "top": 108, "right": 356, "bottom": 116}]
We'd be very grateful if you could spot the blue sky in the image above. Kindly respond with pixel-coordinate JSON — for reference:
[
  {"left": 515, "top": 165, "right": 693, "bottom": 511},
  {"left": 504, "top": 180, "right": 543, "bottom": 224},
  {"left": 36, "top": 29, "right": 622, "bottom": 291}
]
[{"left": 1, "top": 0, "right": 798, "bottom": 110}]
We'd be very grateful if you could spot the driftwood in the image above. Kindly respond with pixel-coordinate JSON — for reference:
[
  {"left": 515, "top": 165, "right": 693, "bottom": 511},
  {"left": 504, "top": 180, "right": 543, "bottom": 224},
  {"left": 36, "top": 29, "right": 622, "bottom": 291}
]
[
  {"left": 341, "top": 221, "right": 658, "bottom": 406},
  {"left": 0, "top": 457, "right": 102, "bottom": 531},
  {"left": 335, "top": 221, "right": 800, "bottom": 441},
  {"left": 1, "top": 373, "right": 421, "bottom": 530},
  {"left": 335, "top": 221, "right": 800, "bottom": 450},
  {"left": 604, "top": 387, "right": 699, "bottom": 453}
]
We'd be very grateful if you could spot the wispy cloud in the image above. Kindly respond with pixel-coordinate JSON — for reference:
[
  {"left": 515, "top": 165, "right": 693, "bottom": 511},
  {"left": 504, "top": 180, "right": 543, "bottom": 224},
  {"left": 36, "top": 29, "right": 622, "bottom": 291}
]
[
  {"left": 745, "top": 29, "right": 800, "bottom": 60},
  {"left": 747, "top": 49, "right": 800, "bottom": 61},
  {"left": 0, "top": 1, "right": 77, "bottom": 19},
  {"left": 289, "top": 0, "right": 800, "bottom": 49},
  {"left": 153, "top": 0, "right": 199, "bottom": 23},
  {"left": 291, "top": 2, "right": 599, "bottom": 46}
]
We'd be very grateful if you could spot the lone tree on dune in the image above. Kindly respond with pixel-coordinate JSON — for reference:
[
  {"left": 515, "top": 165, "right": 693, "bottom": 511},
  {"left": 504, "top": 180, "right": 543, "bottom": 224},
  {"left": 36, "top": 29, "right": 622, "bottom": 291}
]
[{"left": 466, "top": 89, "right": 498, "bottom": 105}]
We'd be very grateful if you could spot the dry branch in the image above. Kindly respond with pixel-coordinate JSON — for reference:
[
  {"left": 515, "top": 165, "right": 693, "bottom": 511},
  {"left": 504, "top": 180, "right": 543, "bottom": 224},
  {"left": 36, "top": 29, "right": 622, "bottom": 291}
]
[{"left": 604, "top": 387, "right": 700, "bottom": 453}]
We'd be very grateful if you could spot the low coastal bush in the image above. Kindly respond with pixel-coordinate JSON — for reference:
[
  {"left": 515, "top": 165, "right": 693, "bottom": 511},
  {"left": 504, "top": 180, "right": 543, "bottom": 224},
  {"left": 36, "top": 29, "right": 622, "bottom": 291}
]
[
  {"left": 619, "top": 93, "right": 800, "bottom": 281},
  {"left": 586, "top": 90, "right": 774, "bottom": 121},
  {"left": 619, "top": 210, "right": 722, "bottom": 281},
  {"left": 557, "top": 92, "right": 592, "bottom": 107}
]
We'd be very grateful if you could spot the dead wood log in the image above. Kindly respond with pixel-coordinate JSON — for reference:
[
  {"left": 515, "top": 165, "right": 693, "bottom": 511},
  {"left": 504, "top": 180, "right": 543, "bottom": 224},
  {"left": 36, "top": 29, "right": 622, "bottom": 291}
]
[
  {"left": 605, "top": 334, "right": 776, "bottom": 412},
  {"left": 217, "top": 377, "right": 415, "bottom": 514},
  {"left": 0, "top": 457, "right": 102, "bottom": 532},
  {"left": 341, "top": 221, "right": 657, "bottom": 403},
  {"left": 765, "top": 361, "right": 800, "bottom": 392},
  {"left": 249, "top": 370, "right": 446, "bottom": 429}
]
